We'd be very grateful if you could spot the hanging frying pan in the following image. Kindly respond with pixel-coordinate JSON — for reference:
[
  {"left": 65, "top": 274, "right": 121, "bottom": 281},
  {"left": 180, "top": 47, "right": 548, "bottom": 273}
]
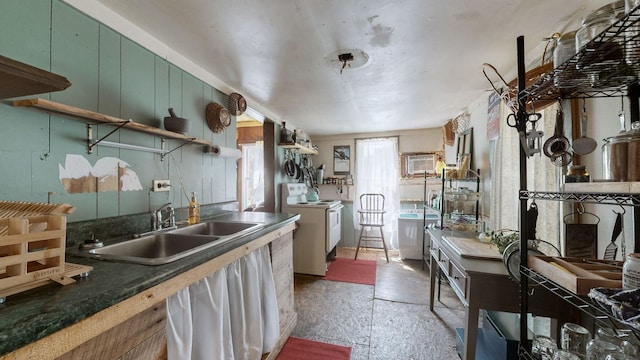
[
  {"left": 285, "top": 162, "right": 296, "bottom": 178},
  {"left": 284, "top": 151, "right": 296, "bottom": 178},
  {"left": 292, "top": 152, "right": 303, "bottom": 180},
  {"left": 295, "top": 162, "right": 303, "bottom": 180},
  {"left": 285, "top": 162, "right": 295, "bottom": 178}
]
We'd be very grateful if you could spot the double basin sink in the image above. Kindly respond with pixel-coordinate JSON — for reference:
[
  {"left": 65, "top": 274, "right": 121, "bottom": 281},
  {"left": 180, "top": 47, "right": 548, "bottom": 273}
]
[{"left": 74, "top": 220, "right": 264, "bottom": 266}]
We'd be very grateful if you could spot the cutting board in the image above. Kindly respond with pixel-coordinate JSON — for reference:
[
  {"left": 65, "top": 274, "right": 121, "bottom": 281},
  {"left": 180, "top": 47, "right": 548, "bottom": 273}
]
[{"left": 442, "top": 235, "right": 503, "bottom": 261}]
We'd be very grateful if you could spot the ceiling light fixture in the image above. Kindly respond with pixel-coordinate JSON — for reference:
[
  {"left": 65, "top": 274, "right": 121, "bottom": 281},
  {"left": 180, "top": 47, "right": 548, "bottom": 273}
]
[
  {"left": 338, "top": 53, "right": 354, "bottom": 74},
  {"left": 325, "top": 49, "right": 369, "bottom": 74}
]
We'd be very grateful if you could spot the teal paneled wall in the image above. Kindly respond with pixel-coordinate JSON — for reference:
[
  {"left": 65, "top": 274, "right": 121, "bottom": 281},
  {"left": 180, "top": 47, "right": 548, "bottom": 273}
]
[
  {"left": 96, "top": 25, "right": 122, "bottom": 219},
  {"left": 0, "top": 0, "right": 236, "bottom": 223},
  {"left": 0, "top": 0, "right": 51, "bottom": 70}
]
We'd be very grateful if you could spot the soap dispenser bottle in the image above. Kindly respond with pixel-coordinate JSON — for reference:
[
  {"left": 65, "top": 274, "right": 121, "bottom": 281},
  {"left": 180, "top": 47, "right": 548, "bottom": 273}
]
[{"left": 188, "top": 192, "right": 200, "bottom": 224}]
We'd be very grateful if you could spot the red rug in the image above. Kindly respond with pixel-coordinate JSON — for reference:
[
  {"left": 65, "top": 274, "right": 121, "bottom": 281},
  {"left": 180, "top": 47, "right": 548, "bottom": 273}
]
[
  {"left": 323, "top": 258, "right": 377, "bottom": 285},
  {"left": 277, "top": 336, "right": 351, "bottom": 360}
]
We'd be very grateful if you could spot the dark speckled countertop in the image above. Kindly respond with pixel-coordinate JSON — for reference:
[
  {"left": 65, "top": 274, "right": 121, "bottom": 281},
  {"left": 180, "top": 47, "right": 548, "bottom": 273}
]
[{"left": 0, "top": 211, "right": 299, "bottom": 357}]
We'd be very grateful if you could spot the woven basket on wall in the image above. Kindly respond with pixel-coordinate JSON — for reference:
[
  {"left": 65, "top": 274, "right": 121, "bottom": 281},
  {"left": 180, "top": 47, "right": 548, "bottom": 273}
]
[{"left": 443, "top": 120, "right": 455, "bottom": 146}]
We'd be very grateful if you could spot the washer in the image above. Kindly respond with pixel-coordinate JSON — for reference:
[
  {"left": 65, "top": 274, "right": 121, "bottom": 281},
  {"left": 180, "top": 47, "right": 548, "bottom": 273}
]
[{"left": 397, "top": 209, "right": 439, "bottom": 260}]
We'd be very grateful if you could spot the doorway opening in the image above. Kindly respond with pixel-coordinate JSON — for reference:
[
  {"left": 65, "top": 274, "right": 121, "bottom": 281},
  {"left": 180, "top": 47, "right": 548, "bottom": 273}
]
[{"left": 237, "top": 114, "right": 264, "bottom": 211}]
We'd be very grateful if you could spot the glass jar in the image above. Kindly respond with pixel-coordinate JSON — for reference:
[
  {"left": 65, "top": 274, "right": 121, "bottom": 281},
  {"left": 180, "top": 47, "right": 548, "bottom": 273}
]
[
  {"left": 532, "top": 335, "right": 558, "bottom": 360},
  {"left": 575, "top": 5, "right": 623, "bottom": 72},
  {"left": 622, "top": 253, "right": 640, "bottom": 289},
  {"left": 626, "top": 0, "right": 640, "bottom": 65},
  {"left": 554, "top": 31, "right": 577, "bottom": 67},
  {"left": 605, "top": 353, "right": 636, "bottom": 360},
  {"left": 626, "top": 0, "right": 640, "bottom": 13},
  {"left": 553, "top": 350, "right": 581, "bottom": 360},
  {"left": 575, "top": 7, "right": 618, "bottom": 50},
  {"left": 587, "top": 339, "right": 622, "bottom": 360},
  {"left": 621, "top": 340, "right": 640, "bottom": 356},
  {"left": 596, "top": 327, "right": 623, "bottom": 347},
  {"left": 561, "top": 322, "right": 591, "bottom": 356}
]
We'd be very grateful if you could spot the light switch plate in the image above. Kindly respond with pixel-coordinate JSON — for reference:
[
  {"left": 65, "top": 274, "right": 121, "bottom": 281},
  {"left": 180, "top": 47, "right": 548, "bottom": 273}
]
[{"left": 152, "top": 180, "right": 170, "bottom": 192}]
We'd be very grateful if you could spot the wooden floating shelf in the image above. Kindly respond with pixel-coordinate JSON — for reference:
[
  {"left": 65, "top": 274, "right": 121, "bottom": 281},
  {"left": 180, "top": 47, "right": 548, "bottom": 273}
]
[
  {"left": 13, "top": 98, "right": 212, "bottom": 146},
  {"left": 0, "top": 55, "right": 71, "bottom": 100},
  {"left": 278, "top": 143, "right": 318, "bottom": 155}
]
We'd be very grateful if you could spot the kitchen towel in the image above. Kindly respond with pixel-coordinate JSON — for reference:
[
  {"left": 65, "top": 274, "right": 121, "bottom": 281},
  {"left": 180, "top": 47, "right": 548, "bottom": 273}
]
[
  {"left": 277, "top": 336, "right": 351, "bottom": 360},
  {"left": 323, "top": 258, "right": 377, "bottom": 285},
  {"left": 205, "top": 144, "right": 241, "bottom": 159}
]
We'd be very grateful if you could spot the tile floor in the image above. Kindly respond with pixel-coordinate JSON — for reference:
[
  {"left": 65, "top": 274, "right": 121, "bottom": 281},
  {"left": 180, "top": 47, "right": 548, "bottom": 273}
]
[{"left": 290, "top": 247, "right": 467, "bottom": 360}]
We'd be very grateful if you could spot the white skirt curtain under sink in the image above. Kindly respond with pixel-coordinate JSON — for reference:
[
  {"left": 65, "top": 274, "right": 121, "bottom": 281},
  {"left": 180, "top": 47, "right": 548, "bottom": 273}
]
[{"left": 166, "top": 245, "right": 279, "bottom": 360}]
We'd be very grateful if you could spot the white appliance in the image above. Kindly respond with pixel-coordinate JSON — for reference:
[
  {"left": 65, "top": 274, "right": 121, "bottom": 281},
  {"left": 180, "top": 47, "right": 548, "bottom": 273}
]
[
  {"left": 281, "top": 183, "right": 343, "bottom": 276},
  {"left": 397, "top": 209, "right": 439, "bottom": 260}
]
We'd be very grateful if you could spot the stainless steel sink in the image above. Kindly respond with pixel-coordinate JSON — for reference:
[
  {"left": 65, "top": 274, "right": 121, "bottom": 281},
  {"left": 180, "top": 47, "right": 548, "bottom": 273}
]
[
  {"left": 88, "top": 233, "right": 221, "bottom": 265},
  {"left": 174, "top": 221, "right": 263, "bottom": 236},
  {"left": 76, "top": 220, "right": 264, "bottom": 266}
]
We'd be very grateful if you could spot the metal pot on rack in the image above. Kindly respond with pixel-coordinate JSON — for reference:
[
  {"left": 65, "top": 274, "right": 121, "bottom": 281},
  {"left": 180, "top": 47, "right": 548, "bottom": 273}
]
[{"left": 602, "top": 121, "right": 640, "bottom": 181}]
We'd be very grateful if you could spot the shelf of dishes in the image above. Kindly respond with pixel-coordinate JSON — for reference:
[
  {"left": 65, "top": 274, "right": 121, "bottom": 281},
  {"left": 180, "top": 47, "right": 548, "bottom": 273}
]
[
  {"left": 442, "top": 189, "right": 482, "bottom": 211},
  {"left": 442, "top": 214, "right": 484, "bottom": 232},
  {"left": 440, "top": 186, "right": 484, "bottom": 232}
]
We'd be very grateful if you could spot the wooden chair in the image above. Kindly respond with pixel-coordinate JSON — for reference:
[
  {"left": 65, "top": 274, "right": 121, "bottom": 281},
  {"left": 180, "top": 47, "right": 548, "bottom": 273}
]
[{"left": 355, "top": 193, "right": 389, "bottom": 263}]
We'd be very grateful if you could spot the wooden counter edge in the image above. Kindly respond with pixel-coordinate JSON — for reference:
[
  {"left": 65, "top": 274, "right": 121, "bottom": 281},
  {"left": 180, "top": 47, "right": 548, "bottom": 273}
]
[{"left": 1, "top": 222, "right": 295, "bottom": 360}]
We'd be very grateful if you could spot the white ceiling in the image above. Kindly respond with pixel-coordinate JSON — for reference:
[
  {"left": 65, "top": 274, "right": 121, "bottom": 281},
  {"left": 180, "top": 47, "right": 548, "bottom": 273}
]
[{"left": 84, "top": 0, "right": 614, "bottom": 136}]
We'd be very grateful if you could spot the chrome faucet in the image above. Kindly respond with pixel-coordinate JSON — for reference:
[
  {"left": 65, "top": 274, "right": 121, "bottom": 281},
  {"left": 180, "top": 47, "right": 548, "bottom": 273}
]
[{"left": 152, "top": 202, "right": 176, "bottom": 231}]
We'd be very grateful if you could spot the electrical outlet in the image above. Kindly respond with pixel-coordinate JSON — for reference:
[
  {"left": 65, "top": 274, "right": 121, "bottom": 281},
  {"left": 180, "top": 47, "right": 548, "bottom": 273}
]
[{"left": 152, "top": 180, "right": 171, "bottom": 192}]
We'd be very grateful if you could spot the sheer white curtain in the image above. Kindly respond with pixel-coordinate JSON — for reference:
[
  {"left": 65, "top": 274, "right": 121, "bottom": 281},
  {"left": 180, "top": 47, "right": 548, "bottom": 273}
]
[
  {"left": 490, "top": 102, "right": 561, "bottom": 249},
  {"left": 354, "top": 137, "right": 400, "bottom": 248}
]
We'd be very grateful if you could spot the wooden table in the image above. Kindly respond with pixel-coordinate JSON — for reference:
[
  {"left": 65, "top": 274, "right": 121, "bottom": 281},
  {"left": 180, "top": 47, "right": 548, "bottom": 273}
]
[{"left": 427, "top": 229, "right": 570, "bottom": 360}]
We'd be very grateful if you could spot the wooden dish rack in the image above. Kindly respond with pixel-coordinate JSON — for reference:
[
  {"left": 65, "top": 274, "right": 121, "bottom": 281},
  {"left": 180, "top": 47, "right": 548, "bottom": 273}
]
[{"left": 0, "top": 200, "right": 92, "bottom": 300}]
